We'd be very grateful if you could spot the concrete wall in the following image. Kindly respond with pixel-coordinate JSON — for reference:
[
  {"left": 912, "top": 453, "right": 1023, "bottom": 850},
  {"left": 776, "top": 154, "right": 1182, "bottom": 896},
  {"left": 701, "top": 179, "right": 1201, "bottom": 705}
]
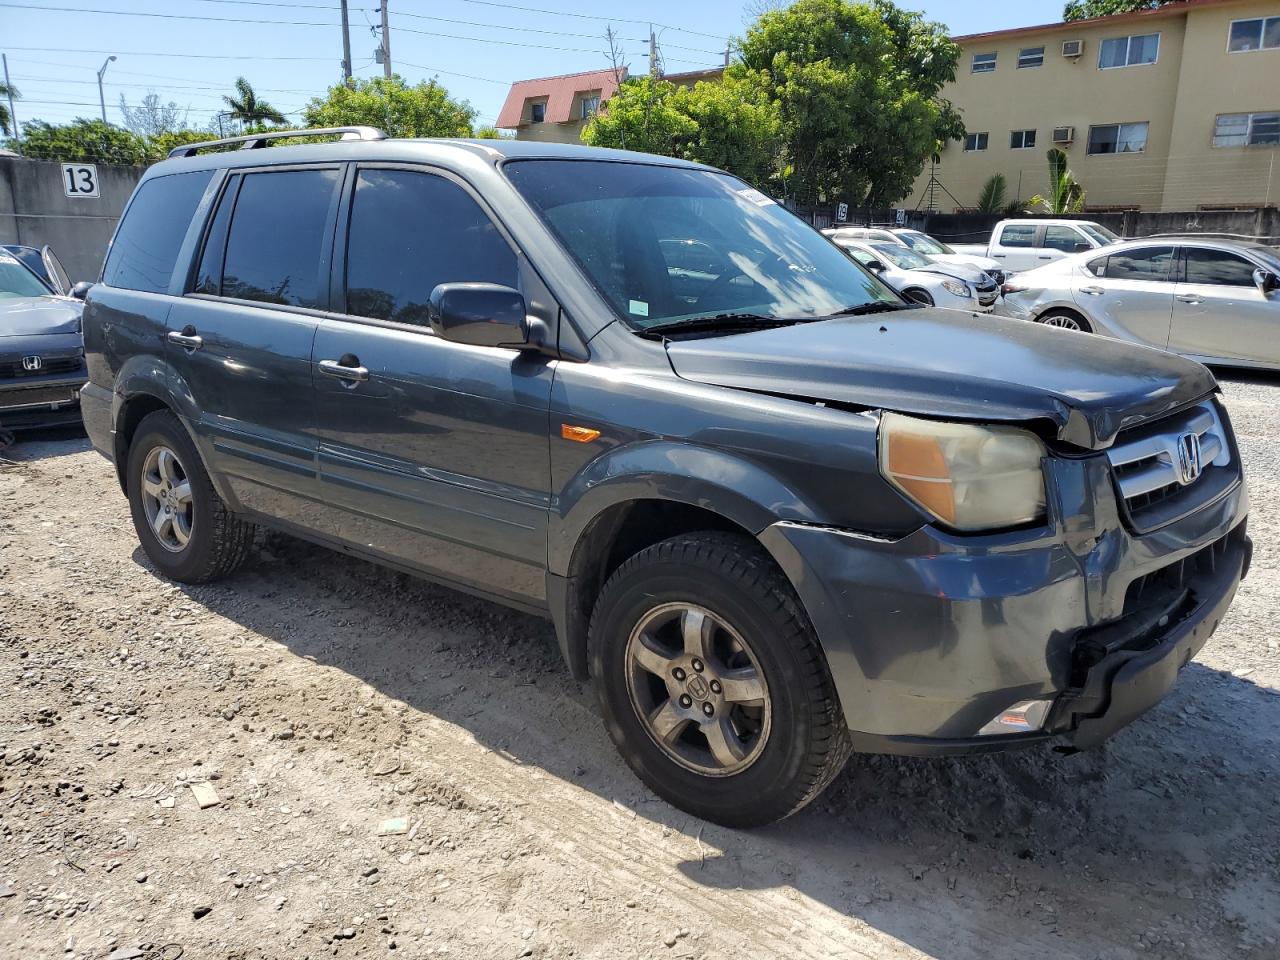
[{"left": 0, "top": 156, "right": 146, "bottom": 283}]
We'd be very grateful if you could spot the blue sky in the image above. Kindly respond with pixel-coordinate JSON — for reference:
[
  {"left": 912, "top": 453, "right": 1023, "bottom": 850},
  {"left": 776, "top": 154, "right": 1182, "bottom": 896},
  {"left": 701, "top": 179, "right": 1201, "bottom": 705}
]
[{"left": 2, "top": 0, "right": 1064, "bottom": 133}]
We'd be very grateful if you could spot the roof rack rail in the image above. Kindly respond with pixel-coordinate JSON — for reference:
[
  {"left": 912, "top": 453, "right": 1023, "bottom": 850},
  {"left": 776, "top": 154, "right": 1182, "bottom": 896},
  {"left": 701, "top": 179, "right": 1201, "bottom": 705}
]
[{"left": 167, "top": 126, "right": 388, "bottom": 158}]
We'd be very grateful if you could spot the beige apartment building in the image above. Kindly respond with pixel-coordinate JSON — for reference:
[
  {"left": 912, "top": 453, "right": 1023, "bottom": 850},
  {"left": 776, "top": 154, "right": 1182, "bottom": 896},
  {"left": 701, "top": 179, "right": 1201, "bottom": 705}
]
[{"left": 913, "top": 0, "right": 1280, "bottom": 213}]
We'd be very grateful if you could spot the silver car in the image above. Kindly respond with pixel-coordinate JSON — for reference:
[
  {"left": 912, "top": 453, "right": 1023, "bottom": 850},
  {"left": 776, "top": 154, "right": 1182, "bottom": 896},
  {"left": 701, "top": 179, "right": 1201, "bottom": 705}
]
[
  {"left": 1001, "top": 238, "right": 1280, "bottom": 369},
  {"left": 833, "top": 238, "right": 1000, "bottom": 312}
]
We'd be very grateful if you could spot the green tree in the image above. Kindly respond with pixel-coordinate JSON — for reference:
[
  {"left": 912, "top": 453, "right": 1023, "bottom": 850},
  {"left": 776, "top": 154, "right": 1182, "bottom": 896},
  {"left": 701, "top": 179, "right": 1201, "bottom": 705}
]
[
  {"left": 473, "top": 124, "right": 510, "bottom": 139},
  {"left": 12, "top": 119, "right": 149, "bottom": 164},
  {"left": 303, "top": 76, "right": 475, "bottom": 138},
  {"left": 0, "top": 81, "right": 19, "bottom": 136},
  {"left": 147, "top": 128, "right": 218, "bottom": 160},
  {"left": 1063, "top": 0, "right": 1174, "bottom": 21},
  {"left": 223, "top": 77, "right": 287, "bottom": 127},
  {"left": 976, "top": 173, "right": 1007, "bottom": 213},
  {"left": 736, "top": 0, "right": 964, "bottom": 207},
  {"left": 1028, "top": 148, "right": 1086, "bottom": 213},
  {"left": 581, "top": 76, "right": 696, "bottom": 157}
]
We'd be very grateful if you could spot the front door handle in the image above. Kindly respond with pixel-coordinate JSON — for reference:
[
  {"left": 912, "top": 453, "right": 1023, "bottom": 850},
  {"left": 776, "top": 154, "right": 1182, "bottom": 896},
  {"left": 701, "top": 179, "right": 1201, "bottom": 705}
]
[
  {"left": 1079, "top": 285, "right": 1104, "bottom": 295},
  {"left": 167, "top": 327, "right": 203, "bottom": 351},
  {"left": 1038, "top": 254, "right": 1053, "bottom": 260},
  {"left": 318, "top": 357, "right": 370, "bottom": 382},
  {"left": 1175, "top": 294, "right": 1202, "bottom": 304}
]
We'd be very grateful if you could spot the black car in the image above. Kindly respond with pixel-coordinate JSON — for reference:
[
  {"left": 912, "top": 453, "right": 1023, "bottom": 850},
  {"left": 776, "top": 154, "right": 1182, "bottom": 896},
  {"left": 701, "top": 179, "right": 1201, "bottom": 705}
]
[{"left": 79, "top": 129, "right": 1250, "bottom": 827}]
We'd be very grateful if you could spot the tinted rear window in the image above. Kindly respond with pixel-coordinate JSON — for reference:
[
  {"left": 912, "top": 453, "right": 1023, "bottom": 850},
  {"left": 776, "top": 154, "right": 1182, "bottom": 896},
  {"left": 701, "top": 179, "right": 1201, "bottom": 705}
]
[{"left": 103, "top": 170, "right": 213, "bottom": 293}]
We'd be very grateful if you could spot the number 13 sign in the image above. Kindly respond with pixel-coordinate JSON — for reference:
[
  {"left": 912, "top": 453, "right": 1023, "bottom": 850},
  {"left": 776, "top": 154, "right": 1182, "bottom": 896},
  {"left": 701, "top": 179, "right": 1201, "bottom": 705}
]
[{"left": 61, "top": 163, "right": 100, "bottom": 199}]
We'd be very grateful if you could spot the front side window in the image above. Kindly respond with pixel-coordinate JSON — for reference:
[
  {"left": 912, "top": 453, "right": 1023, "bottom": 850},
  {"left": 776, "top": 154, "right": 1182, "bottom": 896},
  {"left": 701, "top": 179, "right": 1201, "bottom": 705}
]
[
  {"left": 1228, "top": 16, "right": 1280, "bottom": 52},
  {"left": 999, "top": 224, "right": 1036, "bottom": 248},
  {"left": 344, "top": 169, "right": 517, "bottom": 326},
  {"left": 871, "top": 243, "right": 931, "bottom": 270},
  {"left": 971, "top": 52, "right": 996, "bottom": 73},
  {"left": 964, "top": 132, "right": 989, "bottom": 151},
  {"left": 1043, "top": 226, "right": 1089, "bottom": 253},
  {"left": 1098, "top": 246, "right": 1175, "bottom": 281},
  {"left": 1010, "top": 129, "right": 1037, "bottom": 149},
  {"left": 503, "top": 160, "right": 899, "bottom": 329},
  {"left": 1099, "top": 32, "right": 1159, "bottom": 68},
  {"left": 580, "top": 95, "right": 600, "bottom": 119},
  {"left": 1213, "top": 111, "right": 1280, "bottom": 147},
  {"left": 220, "top": 168, "right": 340, "bottom": 309},
  {"left": 1087, "top": 122, "right": 1149, "bottom": 154},
  {"left": 1184, "top": 248, "right": 1260, "bottom": 287},
  {"left": 1018, "top": 46, "right": 1045, "bottom": 68},
  {"left": 103, "top": 170, "right": 213, "bottom": 294}
]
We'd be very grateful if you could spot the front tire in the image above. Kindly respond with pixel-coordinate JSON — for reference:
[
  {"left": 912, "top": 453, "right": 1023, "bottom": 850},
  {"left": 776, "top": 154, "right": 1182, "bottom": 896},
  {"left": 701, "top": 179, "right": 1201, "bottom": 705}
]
[
  {"left": 588, "top": 532, "right": 850, "bottom": 828},
  {"left": 126, "top": 410, "right": 255, "bottom": 583}
]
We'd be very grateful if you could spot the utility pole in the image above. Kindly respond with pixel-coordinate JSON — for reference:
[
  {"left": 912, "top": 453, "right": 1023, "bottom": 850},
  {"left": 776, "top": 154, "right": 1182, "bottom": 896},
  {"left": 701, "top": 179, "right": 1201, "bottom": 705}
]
[
  {"left": 2, "top": 54, "right": 19, "bottom": 151},
  {"left": 96, "top": 55, "right": 116, "bottom": 125},
  {"left": 649, "top": 25, "right": 657, "bottom": 78},
  {"left": 380, "top": 0, "right": 392, "bottom": 80},
  {"left": 340, "top": 0, "right": 353, "bottom": 84}
]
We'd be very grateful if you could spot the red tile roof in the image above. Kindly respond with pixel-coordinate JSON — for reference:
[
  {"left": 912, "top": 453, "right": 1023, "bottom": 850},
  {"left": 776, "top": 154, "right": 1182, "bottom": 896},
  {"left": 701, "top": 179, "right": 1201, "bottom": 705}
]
[{"left": 496, "top": 67, "right": 626, "bottom": 128}]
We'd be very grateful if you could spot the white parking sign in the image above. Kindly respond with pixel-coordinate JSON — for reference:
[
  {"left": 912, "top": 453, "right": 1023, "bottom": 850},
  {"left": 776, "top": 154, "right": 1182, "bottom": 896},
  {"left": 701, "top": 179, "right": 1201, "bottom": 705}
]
[{"left": 61, "top": 163, "right": 100, "bottom": 198}]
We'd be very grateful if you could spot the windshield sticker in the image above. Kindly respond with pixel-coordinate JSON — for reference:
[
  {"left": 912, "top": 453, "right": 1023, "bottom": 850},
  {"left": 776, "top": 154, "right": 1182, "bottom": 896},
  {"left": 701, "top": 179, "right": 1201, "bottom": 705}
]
[
  {"left": 737, "top": 187, "right": 776, "bottom": 207},
  {"left": 628, "top": 299, "right": 650, "bottom": 317}
]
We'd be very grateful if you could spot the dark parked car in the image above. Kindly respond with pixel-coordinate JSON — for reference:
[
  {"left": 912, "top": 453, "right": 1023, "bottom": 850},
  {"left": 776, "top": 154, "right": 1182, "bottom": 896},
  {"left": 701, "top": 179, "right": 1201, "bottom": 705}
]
[
  {"left": 0, "top": 249, "right": 85, "bottom": 430},
  {"left": 80, "top": 129, "right": 1251, "bottom": 827},
  {"left": 2, "top": 243, "right": 73, "bottom": 296}
]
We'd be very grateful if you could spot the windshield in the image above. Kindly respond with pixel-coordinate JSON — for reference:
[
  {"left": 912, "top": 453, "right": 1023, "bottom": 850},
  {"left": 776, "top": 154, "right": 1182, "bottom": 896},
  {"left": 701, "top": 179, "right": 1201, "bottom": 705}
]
[
  {"left": 1080, "top": 223, "right": 1120, "bottom": 245},
  {"left": 503, "top": 160, "right": 899, "bottom": 329},
  {"left": 898, "top": 231, "right": 953, "bottom": 255},
  {"left": 0, "top": 255, "right": 52, "bottom": 300},
  {"left": 870, "top": 243, "right": 932, "bottom": 270}
]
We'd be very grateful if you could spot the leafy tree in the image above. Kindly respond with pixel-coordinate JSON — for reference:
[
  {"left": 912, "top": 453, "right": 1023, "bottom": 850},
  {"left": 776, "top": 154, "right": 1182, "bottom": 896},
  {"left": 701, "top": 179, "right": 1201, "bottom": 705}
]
[
  {"left": 1028, "top": 148, "right": 1086, "bottom": 213},
  {"left": 303, "top": 76, "right": 475, "bottom": 138},
  {"left": 147, "top": 128, "right": 219, "bottom": 160},
  {"left": 976, "top": 173, "right": 1007, "bottom": 213},
  {"left": 473, "top": 124, "right": 509, "bottom": 139},
  {"left": 119, "top": 93, "right": 190, "bottom": 139},
  {"left": 581, "top": 76, "right": 696, "bottom": 157},
  {"left": 0, "top": 81, "right": 19, "bottom": 136},
  {"left": 1063, "top": 0, "right": 1174, "bottom": 21},
  {"left": 11, "top": 119, "right": 149, "bottom": 164},
  {"left": 223, "top": 76, "right": 287, "bottom": 126},
  {"left": 736, "top": 0, "right": 964, "bottom": 208}
]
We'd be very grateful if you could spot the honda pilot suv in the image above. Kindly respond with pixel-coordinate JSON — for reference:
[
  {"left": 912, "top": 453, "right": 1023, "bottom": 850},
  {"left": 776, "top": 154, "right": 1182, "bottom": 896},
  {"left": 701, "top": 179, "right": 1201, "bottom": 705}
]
[{"left": 80, "top": 129, "right": 1251, "bottom": 827}]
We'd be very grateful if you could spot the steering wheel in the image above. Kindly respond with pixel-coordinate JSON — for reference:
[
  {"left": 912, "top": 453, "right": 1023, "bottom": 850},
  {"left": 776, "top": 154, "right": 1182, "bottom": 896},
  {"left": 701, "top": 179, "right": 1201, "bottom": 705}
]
[{"left": 694, "top": 253, "right": 787, "bottom": 307}]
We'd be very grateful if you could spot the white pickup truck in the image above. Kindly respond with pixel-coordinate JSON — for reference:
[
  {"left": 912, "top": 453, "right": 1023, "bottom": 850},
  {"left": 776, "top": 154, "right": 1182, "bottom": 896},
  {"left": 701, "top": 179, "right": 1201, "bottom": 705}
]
[{"left": 951, "top": 219, "right": 1121, "bottom": 274}]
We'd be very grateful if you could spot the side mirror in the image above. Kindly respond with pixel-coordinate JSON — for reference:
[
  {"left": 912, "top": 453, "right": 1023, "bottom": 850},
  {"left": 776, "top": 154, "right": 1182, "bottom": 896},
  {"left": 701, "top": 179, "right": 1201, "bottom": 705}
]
[
  {"left": 70, "top": 281, "right": 94, "bottom": 301},
  {"left": 428, "top": 283, "right": 540, "bottom": 349},
  {"left": 1073, "top": 242, "right": 1091, "bottom": 253},
  {"left": 866, "top": 260, "right": 886, "bottom": 273},
  {"left": 1254, "top": 268, "right": 1279, "bottom": 294}
]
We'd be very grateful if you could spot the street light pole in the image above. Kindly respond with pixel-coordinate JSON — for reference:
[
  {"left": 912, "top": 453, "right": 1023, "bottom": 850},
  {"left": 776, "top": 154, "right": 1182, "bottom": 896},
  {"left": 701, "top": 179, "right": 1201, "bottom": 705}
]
[{"left": 96, "top": 55, "right": 116, "bottom": 124}]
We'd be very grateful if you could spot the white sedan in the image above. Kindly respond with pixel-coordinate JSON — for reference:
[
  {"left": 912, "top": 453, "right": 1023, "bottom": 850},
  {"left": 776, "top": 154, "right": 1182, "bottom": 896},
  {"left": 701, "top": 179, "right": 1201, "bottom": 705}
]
[
  {"left": 833, "top": 238, "right": 1000, "bottom": 312},
  {"left": 824, "top": 226, "right": 1007, "bottom": 284}
]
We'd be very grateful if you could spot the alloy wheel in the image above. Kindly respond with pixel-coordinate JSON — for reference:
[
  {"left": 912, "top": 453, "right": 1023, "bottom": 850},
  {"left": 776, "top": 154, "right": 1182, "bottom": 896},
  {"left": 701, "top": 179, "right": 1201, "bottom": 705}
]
[
  {"left": 140, "top": 444, "right": 194, "bottom": 553},
  {"left": 1041, "top": 314, "right": 1084, "bottom": 331}
]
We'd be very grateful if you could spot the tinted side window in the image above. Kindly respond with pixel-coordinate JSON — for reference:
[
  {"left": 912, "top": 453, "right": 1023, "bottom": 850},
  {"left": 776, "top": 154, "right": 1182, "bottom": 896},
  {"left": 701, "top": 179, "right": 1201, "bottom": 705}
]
[
  {"left": 1184, "top": 248, "right": 1259, "bottom": 287},
  {"left": 344, "top": 169, "right": 517, "bottom": 326},
  {"left": 1102, "top": 246, "right": 1175, "bottom": 281},
  {"left": 999, "top": 224, "right": 1036, "bottom": 248},
  {"left": 1086, "top": 255, "right": 1110, "bottom": 277},
  {"left": 103, "top": 170, "right": 213, "bottom": 293},
  {"left": 221, "top": 169, "right": 341, "bottom": 308},
  {"left": 194, "top": 175, "right": 238, "bottom": 295},
  {"left": 1043, "top": 226, "right": 1087, "bottom": 252}
]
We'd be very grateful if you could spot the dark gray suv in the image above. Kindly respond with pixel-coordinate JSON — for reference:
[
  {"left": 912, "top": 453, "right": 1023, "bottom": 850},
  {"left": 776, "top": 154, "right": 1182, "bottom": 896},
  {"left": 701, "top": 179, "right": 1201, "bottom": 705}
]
[{"left": 80, "top": 128, "right": 1251, "bottom": 827}]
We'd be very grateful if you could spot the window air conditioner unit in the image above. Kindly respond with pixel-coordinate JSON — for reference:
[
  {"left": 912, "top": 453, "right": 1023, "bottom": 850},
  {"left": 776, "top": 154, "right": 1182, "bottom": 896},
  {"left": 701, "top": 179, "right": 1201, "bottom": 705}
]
[
  {"left": 1061, "top": 39, "right": 1084, "bottom": 58},
  {"left": 1052, "top": 126, "right": 1075, "bottom": 144}
]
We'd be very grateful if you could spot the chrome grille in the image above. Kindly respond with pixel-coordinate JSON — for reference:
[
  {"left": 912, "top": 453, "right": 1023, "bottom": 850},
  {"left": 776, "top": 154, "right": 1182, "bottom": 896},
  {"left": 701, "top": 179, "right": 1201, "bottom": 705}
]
[{"left": 1106, "top": 400, "right": 1235, "bottom": 532}]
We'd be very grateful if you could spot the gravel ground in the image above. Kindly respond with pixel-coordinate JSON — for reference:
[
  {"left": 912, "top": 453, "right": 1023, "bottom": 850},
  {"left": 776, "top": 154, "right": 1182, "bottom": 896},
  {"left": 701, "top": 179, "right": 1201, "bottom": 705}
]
[{"left": 2, "top": 373, "right": 1278, "bottom": 960}]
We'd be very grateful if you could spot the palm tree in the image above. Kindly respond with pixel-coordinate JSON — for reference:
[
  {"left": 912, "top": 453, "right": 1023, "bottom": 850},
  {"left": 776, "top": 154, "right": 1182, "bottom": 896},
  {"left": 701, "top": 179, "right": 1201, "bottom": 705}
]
[
  {"left": 976, "top": 173, "right": 1007, "bottom": 213},
  {"left": 222, "top": 77, "right": 286, "bottom": 127},
  {"left": 0, "top": 81, "right": 21, "bottom": 137},
  {"left": 1028, "top": 148, "right": 1086, "bottom": 214}
]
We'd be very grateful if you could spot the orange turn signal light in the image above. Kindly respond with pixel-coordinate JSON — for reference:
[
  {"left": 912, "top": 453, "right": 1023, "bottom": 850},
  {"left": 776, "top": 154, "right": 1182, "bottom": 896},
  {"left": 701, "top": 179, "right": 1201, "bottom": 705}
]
[
  {"left": 883, "top": 430, "right": 957, "bottom": 524},
  {"left": 561, "top": 423, "right": 601, "bottom": 444}
]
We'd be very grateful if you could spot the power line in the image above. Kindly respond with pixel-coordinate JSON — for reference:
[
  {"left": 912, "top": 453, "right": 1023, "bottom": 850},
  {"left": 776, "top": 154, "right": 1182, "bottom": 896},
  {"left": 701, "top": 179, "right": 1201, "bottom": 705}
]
[
  {"left": 0, "top": 1, "right": 336, "bottom": 27},
  {"left": 394, "top": 60, "right": 512, "bottom": 86},
  {"left": 4, "top": 45, "right": 335, "bottom": 61},
  {"left": 451, "top": 0, "right": 724, "bottom": 41}
]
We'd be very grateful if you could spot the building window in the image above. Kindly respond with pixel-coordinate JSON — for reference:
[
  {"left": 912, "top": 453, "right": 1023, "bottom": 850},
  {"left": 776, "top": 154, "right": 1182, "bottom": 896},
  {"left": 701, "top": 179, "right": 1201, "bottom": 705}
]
[
  {"left": 1098, "top": 32, "right": 1160, "bottom": 68},
  {"left": 1228, "top": 16, "right": 1280, "bottom": 53},
  {"left": 971, "top": 52, "right": 996, "bottom": 73},
  {"left": 1017, "top": 46, "right": 1045, "bottom": 68},
  {"left": 580, "top": 95, "right": 600, "bottom": 119},
  {"left": 1010, "top": 129, "right": 1037, "bottom": 149},
  {"left": 1087, "top": 122, "right": 1149, "bottom": 154},
  {"left": 1213, "top": 111, "right": 1280, "bottom": 147},
  {"left": 963, "top": 132, "right": 989, "bottom": 151},
  {"left": 529, "top": 101, "right": 545, "bottom": 123}
]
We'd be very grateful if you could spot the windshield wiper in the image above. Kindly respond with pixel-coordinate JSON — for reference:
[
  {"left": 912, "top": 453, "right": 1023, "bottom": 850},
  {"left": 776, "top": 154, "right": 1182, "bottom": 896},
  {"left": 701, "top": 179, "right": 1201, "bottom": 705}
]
[
  {"left": 638, "top": 312, "right": 794, "bottom": 338},
  {"left": 828, "top": 301, "right": 918, "bottom": 317}
]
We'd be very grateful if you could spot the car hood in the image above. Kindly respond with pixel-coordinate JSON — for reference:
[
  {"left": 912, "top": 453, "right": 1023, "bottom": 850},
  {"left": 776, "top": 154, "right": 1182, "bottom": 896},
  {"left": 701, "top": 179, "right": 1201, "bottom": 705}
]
[
  {"left": 932, "top": 252, "right": 1001, "bottom": 272},
  {"left": 665, "top": 310, "right": 1216, "bottom": 449},
  {"left": 0, "top": 296, "right": 82, "bottom": 337},
  {"left": 914, "top": 261, "right": 990, "bottom": 284}
]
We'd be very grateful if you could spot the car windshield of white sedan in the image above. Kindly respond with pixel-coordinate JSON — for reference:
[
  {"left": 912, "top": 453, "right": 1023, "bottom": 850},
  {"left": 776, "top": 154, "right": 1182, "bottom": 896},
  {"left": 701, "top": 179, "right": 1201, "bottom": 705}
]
[
  {"left": 503, "top": 160, "right": 899, "bottom": 329},
  {"left": 899, "top": 232, "right": 953, "bottom": 255},
  {"left": 871, "top": 243, "right": 932, "bottom": 270},
  {"left": 1079, "top": 223, "right": 1120, "bottom": 245},
  {"left": 0, "top": 255, "right": 51, "bottom": 299}
]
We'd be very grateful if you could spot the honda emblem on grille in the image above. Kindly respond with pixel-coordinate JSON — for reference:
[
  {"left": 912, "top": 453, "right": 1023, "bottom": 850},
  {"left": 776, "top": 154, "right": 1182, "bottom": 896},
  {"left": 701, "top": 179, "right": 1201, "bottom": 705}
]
[
  {"left": 1176, "top": 432, "right": 1203, "bottom": 485},
  {"left": 22, "top": 355, "right": 43, "bottom": 372}
]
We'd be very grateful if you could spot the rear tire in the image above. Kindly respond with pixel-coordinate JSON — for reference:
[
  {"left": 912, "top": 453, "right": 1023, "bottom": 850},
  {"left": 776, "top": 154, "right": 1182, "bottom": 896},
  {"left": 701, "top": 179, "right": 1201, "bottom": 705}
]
[
  {"left": 1037, "top": 309, "right": 1092, "bottom": 332},
  {"left": 126, "top": 410, "right": 255, "bottom": 583},
  {"left": 903, "top": 288, "right": 934, "bottom": 306},
  {"left": 588, "top": 532, "right": 850, "bottom": 828}
]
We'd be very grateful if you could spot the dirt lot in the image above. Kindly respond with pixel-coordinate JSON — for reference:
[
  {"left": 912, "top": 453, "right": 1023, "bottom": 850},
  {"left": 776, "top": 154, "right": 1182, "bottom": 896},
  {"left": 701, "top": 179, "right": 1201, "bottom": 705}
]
[{"left": 2, "top": 374, "right": 1279, "bottom": 960}]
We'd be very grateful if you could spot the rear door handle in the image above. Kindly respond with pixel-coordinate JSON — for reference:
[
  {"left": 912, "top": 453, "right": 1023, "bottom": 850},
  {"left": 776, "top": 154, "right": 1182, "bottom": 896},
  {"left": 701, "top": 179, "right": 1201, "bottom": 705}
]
[
  {"left": 1079, "top": 285, "right": 1104, "bottom": 295},
  {"left": 318, "top": 358, "right": 370, "bottom": 382},
  {"left": 166, "top": 329, "right": 203, "bottom": 351},
  {"left": 1175, "top": 294, "right": 1202, "bottom": 304},
  {"left": 1037, "top": 255, "right": 1053, "bottom": 260}
]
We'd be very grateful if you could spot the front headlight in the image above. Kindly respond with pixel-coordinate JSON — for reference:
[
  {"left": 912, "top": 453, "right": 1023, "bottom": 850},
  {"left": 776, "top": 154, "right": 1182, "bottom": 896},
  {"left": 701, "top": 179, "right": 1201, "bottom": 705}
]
[
  {"left": 941, "top": 279, "right": 970, "bottom": 298},
  {"left": 879, "top": 412, "right": 1047, "bottom": 531}
]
